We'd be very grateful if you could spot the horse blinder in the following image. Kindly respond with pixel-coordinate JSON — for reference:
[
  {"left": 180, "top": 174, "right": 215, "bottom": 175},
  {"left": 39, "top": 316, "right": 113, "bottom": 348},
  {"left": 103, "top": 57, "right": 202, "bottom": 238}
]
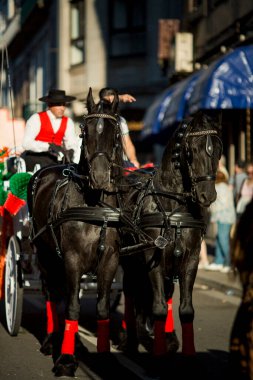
[{"left": 206, "top": 134, "right": 213, "bottom": 157}]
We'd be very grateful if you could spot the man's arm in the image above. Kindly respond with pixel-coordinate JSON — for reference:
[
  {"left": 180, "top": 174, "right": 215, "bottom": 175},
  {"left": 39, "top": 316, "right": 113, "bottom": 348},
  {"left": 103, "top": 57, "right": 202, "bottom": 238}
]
[
  {"left": 102, "top": 93, "right": 136, "bottom": 104},
  {"left": 122, "top": 134, "right": 140, "bottom": 168},
  {"left": 119, "top": 94, "right": 136, "bottom": 103}
]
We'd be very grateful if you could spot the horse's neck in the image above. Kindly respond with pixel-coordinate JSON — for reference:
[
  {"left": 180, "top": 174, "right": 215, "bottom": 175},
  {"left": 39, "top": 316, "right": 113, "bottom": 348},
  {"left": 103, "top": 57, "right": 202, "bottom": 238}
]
[{"left": 156, "top": 145, "right": 184, "bottom": 193}]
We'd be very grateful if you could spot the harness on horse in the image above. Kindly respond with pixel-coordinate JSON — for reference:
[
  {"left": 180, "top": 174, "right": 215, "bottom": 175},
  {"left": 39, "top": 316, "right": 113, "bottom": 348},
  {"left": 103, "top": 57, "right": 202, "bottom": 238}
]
[
  {"left": 30, "top": 114, "right": 221, "bottom": 283},
  {"left": 31, "top": 164, "right": 206, "bottom": 262}
]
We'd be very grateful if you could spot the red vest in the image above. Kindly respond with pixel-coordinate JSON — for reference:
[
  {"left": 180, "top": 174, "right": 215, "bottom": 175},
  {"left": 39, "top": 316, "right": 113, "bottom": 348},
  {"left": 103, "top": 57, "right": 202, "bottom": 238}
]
[{"left": 35, "top": 112, "right": 68, "bottom": 146}]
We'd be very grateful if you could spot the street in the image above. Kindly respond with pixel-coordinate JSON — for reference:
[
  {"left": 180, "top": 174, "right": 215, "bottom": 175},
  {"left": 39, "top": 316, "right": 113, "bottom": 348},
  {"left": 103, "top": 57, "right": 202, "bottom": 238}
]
[{"left": 0, "top": 280, "right": 240, "bottom": 380}]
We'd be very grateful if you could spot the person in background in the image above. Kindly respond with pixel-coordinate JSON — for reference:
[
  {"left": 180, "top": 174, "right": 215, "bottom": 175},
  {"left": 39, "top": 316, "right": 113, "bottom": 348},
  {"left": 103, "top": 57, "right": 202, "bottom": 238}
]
[
  {"left": 235, "top": 161, "right": 253, "bottom": 220},
  {"left": 205, "top": 169, "right": 236, "bottom": 273},
  {"left": 22, "top": 89, "right": 79, "bottom": 172},
  {"left": 218, "top": 154, "right": 229, "bottom": 181},
  {"left": 198, "top": 239, "right": 209, "bottom": 269},
  {"left": 99, "top": 87, "right": 140, "bottom": 169},
  {"left": 229, "top": 159, "right": 247, "bottom": 206}
]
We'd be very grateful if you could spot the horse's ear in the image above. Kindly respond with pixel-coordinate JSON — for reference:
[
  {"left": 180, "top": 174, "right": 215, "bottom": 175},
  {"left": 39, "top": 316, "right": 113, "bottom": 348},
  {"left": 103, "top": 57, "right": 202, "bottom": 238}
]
[
  {"left": 217, "top": 111, "right": 222, "bottom": 129},
  {"left": 87, "top": 87, "right": 95, "bottom": 113},
  {"left": 208, "top": 110, "right": 223, "bottom": 131},
  {"left": 111, "top": 91, "right": 119, "bottom": 114}
]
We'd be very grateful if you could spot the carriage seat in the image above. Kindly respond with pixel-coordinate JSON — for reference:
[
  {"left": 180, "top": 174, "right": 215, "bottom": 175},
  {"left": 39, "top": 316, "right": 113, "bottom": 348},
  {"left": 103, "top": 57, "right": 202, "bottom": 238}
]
[{"left": 3, "top": 155, "right": 34, "bottom": 174}]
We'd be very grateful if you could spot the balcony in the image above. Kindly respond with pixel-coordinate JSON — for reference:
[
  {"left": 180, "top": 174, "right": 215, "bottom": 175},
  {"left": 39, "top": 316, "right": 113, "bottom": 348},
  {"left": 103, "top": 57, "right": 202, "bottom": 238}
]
[{"left": 0, "top": 12, "right": 21, "bottom": 49}]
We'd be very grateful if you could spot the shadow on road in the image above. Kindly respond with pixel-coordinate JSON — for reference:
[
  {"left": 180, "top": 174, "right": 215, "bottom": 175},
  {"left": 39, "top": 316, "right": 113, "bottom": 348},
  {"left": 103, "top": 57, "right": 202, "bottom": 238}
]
[{"left": 0, "top": 292, "right": 232, "bottom": 380}]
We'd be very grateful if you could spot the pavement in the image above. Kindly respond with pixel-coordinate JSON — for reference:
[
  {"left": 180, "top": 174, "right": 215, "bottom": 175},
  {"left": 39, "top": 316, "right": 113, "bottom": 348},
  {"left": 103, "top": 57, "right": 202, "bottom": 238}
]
[
  {"left": 196, "top": 267, "right": 242, "bottom": 298},
  {"left": 195, "top": 237, "right": 242, "bottom": 299}
]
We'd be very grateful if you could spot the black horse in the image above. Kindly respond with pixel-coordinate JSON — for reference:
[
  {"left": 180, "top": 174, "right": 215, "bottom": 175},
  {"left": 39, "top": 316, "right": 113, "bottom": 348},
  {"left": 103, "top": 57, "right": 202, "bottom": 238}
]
[
  {"left": 27, "top": 88, "right": 125, "bottom": 376},
  {"left": 120, "top": 111, "right": 222, "bottom": 356}
]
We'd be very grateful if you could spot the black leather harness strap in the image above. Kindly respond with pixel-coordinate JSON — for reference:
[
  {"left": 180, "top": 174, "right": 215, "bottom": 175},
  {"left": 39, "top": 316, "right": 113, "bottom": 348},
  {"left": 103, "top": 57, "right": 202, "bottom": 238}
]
[
  {"left": 139, "top": 211, "right": 206, "bottom": 230},
  {"left": 120, "top": 211, "right": 206, "bottom": 255},
  {"left": 31, "top": 206, "right": 122, "bottom": 243},
  {"left": 56, "top": 207, "right": 121, "bottom": 227}
]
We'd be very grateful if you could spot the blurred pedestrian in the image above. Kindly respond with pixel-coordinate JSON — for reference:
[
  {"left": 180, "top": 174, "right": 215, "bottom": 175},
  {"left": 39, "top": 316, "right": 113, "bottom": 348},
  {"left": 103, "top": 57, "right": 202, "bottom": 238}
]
[
  {"left": 205, "top": 169, "right": 236, "bottom": 273},
  {"left": 236, "top": 161, "right": 253, "bottom": 220},
  {"left": 198, "top": 239, "right": 209, "bottom": 269},
  {"left": 218, "top": 154, "right": 229, "bottom": 181},
  {"left": 229, "top": 159, "right": 247, "bottom": 206}
]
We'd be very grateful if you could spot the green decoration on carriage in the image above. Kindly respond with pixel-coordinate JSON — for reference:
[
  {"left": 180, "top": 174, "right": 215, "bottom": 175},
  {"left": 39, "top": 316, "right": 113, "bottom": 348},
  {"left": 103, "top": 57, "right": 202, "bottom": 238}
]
[
  {"left": 0, "top": 185, "right": 8, "bottom": 207},
  {"left": 3, "top": 172, "right": 32, "bottom": 216},
  {"left": 9, "top": 172, "right": 32, "bottom": 201},
  {"left": 0, "top": 156, "right": 8, "bottom": 207}
]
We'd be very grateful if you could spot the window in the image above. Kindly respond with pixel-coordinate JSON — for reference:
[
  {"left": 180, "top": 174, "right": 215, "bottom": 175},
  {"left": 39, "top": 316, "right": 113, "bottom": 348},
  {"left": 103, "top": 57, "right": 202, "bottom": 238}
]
[
  {"left": 109, "top": 0, "right": 146, "bottom": 57},
  {"left": 188, "top": 0, "right": 203, "bottom": 12},
  {"left": 0, "top": 0, "right": 17, "bottom": 32},
  {"left": 70, "top": 0, "right": 85, "bottom": 66}
]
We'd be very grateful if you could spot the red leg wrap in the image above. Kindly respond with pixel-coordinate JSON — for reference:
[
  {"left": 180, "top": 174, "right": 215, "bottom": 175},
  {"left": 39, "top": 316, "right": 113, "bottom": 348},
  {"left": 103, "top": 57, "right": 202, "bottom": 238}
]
[
  {"left": 182, "top": 322, "right": 196, "bottom": 355},
  {"left": 121, "top": 319, "right": 127, "bottom": 330},
  {"left": 153, "top": 320, "right": 167, "bottom": 356},
  {"left": 97, "top": 319, "right": 110, "bottom": 352},
  {"left": 46, "top": 301, "right": 59, "bottom": 334},
  {"left": 165, "top": 298, "right": 174, "bottom": 333},
  {"left": 61, "top": 320, "right": 78, "bottom": 355}
]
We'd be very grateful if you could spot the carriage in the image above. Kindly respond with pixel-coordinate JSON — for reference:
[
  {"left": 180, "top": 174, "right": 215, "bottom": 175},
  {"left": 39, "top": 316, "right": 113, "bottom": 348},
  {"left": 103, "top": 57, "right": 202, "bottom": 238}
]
[{"left": 0, "top": 89, "right": 222, "bottom": 377}]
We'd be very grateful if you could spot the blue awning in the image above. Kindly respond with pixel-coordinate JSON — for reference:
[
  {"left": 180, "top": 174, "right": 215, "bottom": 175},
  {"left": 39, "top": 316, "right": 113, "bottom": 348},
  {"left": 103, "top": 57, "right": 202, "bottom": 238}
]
[
  {"left": 188, "top": 45, "right": 253, "bottom": 114},
  {"left": 161, "top": 71, "right": 201, "bottom": 130},
  {"left": 140, "top": 85, "right": 177, "bottom": 140},
  {"left": 141, "top": 45, "right": 253, "bottom": 141}
]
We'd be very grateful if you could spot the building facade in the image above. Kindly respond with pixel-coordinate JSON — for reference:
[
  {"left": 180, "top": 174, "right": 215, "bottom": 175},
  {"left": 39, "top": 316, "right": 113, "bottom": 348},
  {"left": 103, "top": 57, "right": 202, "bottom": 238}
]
[{"left": 1, "top": 0, "right": 253, "bottom": 169}]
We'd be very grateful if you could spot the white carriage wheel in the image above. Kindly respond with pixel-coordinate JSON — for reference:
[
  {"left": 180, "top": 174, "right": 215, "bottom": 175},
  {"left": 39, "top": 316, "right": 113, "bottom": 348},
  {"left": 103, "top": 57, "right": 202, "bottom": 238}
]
[{"left": 4, "top": 235, "right": 23, "bottom": 336}]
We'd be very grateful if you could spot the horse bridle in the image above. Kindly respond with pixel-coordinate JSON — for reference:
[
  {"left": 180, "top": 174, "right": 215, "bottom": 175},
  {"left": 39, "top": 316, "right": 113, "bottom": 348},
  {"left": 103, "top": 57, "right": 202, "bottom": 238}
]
[
  {"left": 174, "top": 122, "right": 223, "bottom": 201},
  {"left": 80, "top": 112, "right": 121, "bottom": 179}
]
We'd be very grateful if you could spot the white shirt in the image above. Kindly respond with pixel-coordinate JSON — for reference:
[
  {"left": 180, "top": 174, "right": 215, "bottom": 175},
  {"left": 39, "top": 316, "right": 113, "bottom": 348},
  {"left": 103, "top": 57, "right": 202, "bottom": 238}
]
[
  {"left": 210, "top": 182, "right": 236, "bottom": 224},
  {"left": 120, "top": 116, "right": 130, "bottom": 135},
  {"left": 22, "top": 110, "right": 80, "bottom": 163}
]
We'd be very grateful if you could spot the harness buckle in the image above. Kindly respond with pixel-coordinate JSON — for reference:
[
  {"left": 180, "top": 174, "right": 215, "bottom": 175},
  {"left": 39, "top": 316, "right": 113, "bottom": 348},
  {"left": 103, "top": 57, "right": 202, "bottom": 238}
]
[
  {"left": 174, "top": 223, "right": 182, "bottom": 257},
  {"left": 98, "top": 217, "right": 108, "bottom": 252},
  {"left": 154, "top": 235, "right": 168, "bottom": 249}
]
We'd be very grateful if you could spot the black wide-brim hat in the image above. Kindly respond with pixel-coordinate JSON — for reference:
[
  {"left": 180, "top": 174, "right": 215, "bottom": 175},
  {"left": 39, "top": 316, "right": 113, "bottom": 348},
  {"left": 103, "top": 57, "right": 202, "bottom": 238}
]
[{"left": 39, "top": 89, "right": 76, "bottom": 103}]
